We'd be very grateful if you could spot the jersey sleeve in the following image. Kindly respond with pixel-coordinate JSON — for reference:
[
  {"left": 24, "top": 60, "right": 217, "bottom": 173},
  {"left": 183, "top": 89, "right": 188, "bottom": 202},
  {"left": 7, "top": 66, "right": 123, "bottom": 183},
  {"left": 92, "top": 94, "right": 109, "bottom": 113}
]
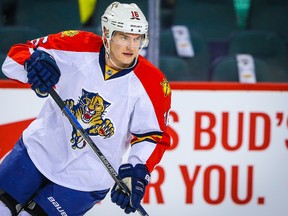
[
  {"left": 128, "top": 57, "right": 172, "bottom": 173},
  {"left": 1, "top": 30, "right": 102, "bottom": 82},
  {"left": 1, "top": 41, "right": 36, "bottom": 82}
]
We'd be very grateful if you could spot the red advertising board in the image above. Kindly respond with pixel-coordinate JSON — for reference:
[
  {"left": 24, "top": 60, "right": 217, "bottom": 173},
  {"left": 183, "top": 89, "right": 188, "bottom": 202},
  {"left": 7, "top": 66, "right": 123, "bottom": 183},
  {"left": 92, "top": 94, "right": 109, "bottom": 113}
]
[{"left": 1, "top": 80, "right": 288, "bottom": 216}]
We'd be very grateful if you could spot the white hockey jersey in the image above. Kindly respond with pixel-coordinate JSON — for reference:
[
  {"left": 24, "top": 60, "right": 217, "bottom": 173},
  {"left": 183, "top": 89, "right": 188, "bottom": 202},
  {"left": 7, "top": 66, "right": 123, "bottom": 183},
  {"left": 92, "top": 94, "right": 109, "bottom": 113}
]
[{"left": 2, "top": 30, "right": 171, "bottom": 191}]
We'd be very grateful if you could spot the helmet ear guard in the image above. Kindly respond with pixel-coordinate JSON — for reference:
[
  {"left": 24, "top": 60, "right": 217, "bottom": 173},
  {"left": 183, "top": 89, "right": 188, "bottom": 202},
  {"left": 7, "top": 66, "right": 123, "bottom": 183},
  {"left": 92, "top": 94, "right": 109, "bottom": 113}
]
[{"left": 101, "top": 1, "right": 149, "bottom": 48}]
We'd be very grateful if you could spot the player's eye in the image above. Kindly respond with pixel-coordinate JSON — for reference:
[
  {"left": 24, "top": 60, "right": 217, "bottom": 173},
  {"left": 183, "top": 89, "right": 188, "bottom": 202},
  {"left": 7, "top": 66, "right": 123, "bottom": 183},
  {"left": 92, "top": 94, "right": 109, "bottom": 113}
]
[
  {"left": 120, "top": 36, "right": 128, "bottom": 41},
  {"left": 134, "top": 37, "right": 141, "bottom": 42}
]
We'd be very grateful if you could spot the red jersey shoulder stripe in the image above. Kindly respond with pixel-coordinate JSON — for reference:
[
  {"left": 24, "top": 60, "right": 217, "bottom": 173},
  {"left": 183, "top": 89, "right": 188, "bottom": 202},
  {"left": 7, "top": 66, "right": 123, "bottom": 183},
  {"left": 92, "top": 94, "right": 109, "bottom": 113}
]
[
  {"left": 134, "top": 55, "right": 172, "bottom": 132},
  {"left": 31, "top": 30, "right": 103, "bottom": 52},
  {"left": 7, "top": 30, "right": 103, "bottom": 65}
]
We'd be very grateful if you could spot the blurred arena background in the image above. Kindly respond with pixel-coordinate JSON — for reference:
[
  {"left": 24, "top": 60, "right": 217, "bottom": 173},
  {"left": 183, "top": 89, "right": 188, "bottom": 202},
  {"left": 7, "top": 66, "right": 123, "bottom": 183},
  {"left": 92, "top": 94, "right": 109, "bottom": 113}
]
[{"left": 1, "top": 0, "right": 288, "bottom": 83}]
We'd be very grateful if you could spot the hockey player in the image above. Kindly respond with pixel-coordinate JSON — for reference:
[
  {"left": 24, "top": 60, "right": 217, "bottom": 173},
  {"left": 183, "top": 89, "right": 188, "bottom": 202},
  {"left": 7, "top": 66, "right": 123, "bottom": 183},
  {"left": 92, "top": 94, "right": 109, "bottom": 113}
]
[{"left": 0, "top": 1, "right": 171, "bottom": 216}]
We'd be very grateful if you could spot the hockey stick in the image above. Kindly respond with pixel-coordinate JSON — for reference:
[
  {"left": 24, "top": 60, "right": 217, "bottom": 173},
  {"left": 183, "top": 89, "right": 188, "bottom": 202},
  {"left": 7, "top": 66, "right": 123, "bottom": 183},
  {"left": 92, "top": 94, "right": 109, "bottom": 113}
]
[{"left": 49, "top": 88, "right": 149, "bottom": 216}]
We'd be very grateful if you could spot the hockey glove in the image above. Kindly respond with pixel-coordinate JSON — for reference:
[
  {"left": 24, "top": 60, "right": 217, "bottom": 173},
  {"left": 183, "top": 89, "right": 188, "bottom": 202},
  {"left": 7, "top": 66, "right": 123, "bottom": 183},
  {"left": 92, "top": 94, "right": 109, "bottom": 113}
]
[
  {"left": 24, "top": 50, "right": 61, "bottom": 98},
  {"left": 111, "top": 163, "right": 150, "bottom": 214}
]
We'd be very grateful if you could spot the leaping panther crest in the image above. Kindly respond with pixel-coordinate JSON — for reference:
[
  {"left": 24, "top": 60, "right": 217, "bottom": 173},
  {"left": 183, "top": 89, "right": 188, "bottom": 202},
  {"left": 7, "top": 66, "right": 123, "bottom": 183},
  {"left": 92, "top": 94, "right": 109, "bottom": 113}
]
[{"left": 64, "top": 89, "right": 115, "bottom": 149}]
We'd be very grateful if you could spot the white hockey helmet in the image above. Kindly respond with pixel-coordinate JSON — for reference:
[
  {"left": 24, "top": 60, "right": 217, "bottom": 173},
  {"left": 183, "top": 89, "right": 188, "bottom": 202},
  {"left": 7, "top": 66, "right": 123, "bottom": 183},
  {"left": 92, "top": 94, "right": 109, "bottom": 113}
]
[{"left": 101, "top": 2, "right": 149, "bottom": 48}]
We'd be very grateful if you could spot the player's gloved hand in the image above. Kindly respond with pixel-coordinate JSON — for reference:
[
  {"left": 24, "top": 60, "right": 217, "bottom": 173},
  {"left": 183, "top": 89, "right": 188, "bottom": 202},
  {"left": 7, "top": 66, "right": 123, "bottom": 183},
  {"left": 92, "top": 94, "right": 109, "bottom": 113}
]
[
  {"left": 24, "top": 50, "right": 61, "bottom": 98},
  {"left": 111, "top": 163, "right": 150, "bottom": 214}
]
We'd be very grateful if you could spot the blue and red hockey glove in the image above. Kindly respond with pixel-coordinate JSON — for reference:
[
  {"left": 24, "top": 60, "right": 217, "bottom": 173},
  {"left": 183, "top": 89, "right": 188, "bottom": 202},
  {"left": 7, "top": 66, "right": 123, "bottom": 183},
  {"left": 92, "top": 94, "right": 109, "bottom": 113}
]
[
  {"left": 111, "top": 163, "right": 150, "bottom": 214},
  {"left": 24, "top": 50, "right": 61, "bottom": 98}
]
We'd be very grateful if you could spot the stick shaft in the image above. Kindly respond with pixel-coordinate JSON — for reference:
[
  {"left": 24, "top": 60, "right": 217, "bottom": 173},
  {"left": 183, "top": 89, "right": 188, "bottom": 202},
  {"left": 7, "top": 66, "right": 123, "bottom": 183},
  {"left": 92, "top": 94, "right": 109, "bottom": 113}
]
[{"left": 49, "top": 89, "right": 149, "bottom": 216}]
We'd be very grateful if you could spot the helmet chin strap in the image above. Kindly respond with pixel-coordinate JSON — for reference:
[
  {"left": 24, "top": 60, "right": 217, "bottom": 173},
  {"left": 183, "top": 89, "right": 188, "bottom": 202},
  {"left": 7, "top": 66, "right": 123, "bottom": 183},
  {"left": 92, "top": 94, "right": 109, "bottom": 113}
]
[{"left": 108, "top": 54, "right": 139, "bottom": 70}]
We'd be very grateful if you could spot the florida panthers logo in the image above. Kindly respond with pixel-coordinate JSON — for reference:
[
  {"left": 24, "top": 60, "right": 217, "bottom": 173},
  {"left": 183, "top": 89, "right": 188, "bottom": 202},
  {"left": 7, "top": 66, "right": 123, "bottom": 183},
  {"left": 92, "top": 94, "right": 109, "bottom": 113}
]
[{"left": 64, "top": 89, "right": 115, "bottom": 149}]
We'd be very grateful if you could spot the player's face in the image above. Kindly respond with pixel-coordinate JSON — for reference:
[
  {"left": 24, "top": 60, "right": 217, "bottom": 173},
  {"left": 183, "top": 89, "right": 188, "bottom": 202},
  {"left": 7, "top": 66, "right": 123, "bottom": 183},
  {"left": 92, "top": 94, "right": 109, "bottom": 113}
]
[{"left": 109, "top": 32, "right": 144, "bottom": 68}]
